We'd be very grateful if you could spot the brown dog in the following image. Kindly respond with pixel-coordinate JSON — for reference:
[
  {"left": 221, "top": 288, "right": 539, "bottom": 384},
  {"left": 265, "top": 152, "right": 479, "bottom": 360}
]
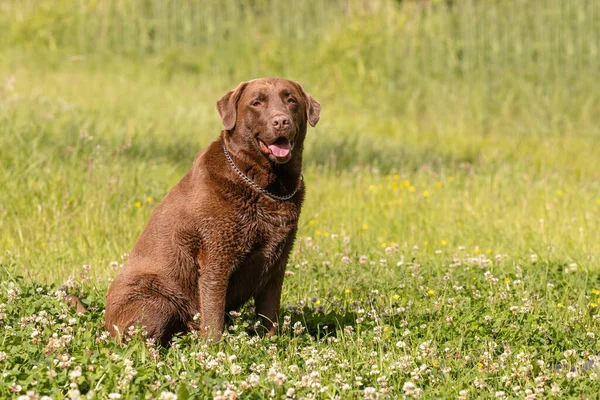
[{"left": 104, "top": 78, "right": 320, "bottom": 345}]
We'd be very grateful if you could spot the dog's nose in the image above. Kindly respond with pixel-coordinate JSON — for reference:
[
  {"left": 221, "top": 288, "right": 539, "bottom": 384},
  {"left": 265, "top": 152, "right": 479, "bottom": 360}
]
[{"left": 272, "top": 115, "right": 290, "bottom": 130}]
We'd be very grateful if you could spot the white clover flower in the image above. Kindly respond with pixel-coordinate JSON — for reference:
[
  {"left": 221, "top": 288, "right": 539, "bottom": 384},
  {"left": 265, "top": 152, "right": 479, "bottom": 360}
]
[
  {"left": 566, "top": 371, "right": 578, "bottom": 379},
  {"left": 158, "top": 392, "right": 177, "bottom": 400},
  {"left": 473, "top": 377, "right": 486, "bottom": 389},
  {"left": 272, "top": 372, "right": 286, "bottom": 386},
  {"left": 7, "top": 288, "right": 20, "bottom": 302},
  {"left": 231, "top": 364, "right": 242, "bottom": 375},
  {"left": 563, "top": 350, "right": 577, "bottom": 358},
  {"left": 69, "top": 367, "right": 82, "bottom": 380},
  {"left": 293, "top": 321, "right": 305, "bottom": 335},
  {"left": 248, "top": 373, "right": 260, "bottom": 387},
  {"left": 363, "top": 386, "right": 378, "bottom": 399}
]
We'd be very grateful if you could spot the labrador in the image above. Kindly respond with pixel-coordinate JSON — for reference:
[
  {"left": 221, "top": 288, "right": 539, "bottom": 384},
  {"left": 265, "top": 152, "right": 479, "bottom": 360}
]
[{"left": 104, "top": 78, "right": 320, "bottom": 345}]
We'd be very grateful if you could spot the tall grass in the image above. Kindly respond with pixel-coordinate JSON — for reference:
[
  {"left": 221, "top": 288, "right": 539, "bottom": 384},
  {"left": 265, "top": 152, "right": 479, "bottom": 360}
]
[
  {"left": 2, "top": 0, "right": 598, "bottom": 78},
  {"left": 3, "top": 0, "right": 599, "bottom": 142}
]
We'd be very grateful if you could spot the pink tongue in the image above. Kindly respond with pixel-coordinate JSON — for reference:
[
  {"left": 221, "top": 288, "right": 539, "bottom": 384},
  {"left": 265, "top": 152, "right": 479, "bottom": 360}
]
[{"left": 268, "top": 142, "right": 290, "bottom": 157}]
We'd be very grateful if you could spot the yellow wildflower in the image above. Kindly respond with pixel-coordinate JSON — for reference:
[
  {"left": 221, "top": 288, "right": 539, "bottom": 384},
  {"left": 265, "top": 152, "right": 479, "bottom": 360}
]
[
  {"left": 440, "top": 240, "right": 447, "bottom": 246},
  {"left": 408, "top": 186, "right": 416, "bottom": 193},
  {"left": 556, "top": 189, "right": 564, "bottom": 196},
  {"left": 505, "top": 277, "right": 511, "bottom": 283},
  {"left": 134, "top": 201, "right": 141, "bottom": 208},
  {"left": 344, "top": 289, "right": 351, "bottom": 295},
  {"left": 423, "top": 191, "right": 430, "bottom": 198},
  {"left": 403, "top": 180, "right": 410, "bottom": 188},
  {"left": 392, "top": 294, "right": 400, "bottom": 300},
  {"left": 362, "top": 224, "right": 369, "bottom": 230},
  {"left": 427, "top": 290, "right": 435, "bottom": 295},
  {"left": 147, "top": 197, "right": 153, "bottom": 203}
]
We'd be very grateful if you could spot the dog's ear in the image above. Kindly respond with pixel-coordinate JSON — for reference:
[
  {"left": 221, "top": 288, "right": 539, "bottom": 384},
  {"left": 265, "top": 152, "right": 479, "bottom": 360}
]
[
  {"left": 216, "top": 81, "right": 248, "bottom": 131},
  {"left": 294, "top": 81, "right": 321, "bottom": 127}
]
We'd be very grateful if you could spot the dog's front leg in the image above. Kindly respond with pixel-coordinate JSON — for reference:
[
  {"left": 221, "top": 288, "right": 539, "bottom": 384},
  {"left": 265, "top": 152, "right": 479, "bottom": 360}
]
[
  {"left": 254, "top": 266, "right": 285, "bottom": 337},
  {"left": 197, "top": 267, "right": 229, "bottom": 341},
  {"left": 255, "top": 233, "right": 297, "bottom": 336}
]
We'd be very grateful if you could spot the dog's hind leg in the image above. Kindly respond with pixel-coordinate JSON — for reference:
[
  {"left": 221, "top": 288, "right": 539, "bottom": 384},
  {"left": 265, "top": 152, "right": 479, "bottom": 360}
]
[
  {"left": 105, "top": 296, "right": 190, "bottom": 347},
  {"left": 105, "top": 274, "right": 195, "bottom": 346}
]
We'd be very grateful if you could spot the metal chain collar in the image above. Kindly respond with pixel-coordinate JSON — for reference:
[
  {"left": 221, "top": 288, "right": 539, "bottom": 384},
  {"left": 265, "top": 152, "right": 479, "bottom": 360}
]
[{"left": 222, "top": 141, "right": 302, "bottom": 201}]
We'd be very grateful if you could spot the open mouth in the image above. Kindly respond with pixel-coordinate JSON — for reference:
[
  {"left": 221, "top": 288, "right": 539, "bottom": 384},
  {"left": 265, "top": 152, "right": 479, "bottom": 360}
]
[{"left": 259, "top": 137, "right": 294, "bottom": 159}]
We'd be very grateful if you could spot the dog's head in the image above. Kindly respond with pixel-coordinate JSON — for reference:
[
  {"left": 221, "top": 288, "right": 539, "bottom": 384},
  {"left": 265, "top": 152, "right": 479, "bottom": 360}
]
[{"left": 217, "top": 78, "right": 320, "bottom": 164}]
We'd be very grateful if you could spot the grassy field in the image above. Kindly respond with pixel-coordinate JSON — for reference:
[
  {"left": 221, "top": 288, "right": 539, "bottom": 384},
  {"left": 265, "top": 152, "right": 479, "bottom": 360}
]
[{"left": 1, "top": 0, "right": 600, "bottom": 398}]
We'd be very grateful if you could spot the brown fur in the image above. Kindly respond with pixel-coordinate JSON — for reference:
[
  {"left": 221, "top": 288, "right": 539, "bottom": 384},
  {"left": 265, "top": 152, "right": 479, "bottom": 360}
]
[
  {"left": 104, "top": 78, "right": 320, "bottom": 345},
  {"left": 65, "top": 294, "right": 87, "bottom": 314}
]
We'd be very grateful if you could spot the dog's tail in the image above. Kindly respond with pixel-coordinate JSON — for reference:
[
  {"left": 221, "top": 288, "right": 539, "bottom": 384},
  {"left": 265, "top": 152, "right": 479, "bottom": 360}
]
[
  {"left": 60, "top": 285, "right": 88, "bottom": 314},
  {"left": 65, "top": 294, "right": 88, "bottom": 313}
]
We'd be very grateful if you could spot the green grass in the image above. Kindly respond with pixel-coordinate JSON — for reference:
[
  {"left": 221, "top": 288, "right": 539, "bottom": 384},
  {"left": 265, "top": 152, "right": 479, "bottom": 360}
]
[{"left": 1, "top": 0, "right": 600, "bottom": 398}]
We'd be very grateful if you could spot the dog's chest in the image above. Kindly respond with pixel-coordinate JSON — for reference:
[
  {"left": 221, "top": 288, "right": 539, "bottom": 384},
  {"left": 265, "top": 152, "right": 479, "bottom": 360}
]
[
  {"left": 249, "top": 200, "right": 299, "bottom": 261},
  {"left": 224, "top": 200, "right": 299, "bottom": 308}
]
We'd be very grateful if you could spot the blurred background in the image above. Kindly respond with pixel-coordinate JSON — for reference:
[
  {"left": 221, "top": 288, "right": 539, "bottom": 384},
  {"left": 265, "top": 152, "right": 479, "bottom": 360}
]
[{"left": 1, "top": 0, "right": 599, "bottom": 281}]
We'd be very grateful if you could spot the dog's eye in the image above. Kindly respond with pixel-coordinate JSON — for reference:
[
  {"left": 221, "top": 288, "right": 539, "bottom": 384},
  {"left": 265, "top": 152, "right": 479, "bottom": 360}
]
[
  {"left": 251, "top": 100, "right": 261, "bottom": 107},
  {"left": 287, "top": 97, "right": 298, "bottom": 104}
]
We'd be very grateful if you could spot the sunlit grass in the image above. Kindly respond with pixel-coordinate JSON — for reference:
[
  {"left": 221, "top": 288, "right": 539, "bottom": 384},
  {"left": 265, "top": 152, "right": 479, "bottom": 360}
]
[{"left": 1, "top": 64, "right": 597, "bottom": 280}]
